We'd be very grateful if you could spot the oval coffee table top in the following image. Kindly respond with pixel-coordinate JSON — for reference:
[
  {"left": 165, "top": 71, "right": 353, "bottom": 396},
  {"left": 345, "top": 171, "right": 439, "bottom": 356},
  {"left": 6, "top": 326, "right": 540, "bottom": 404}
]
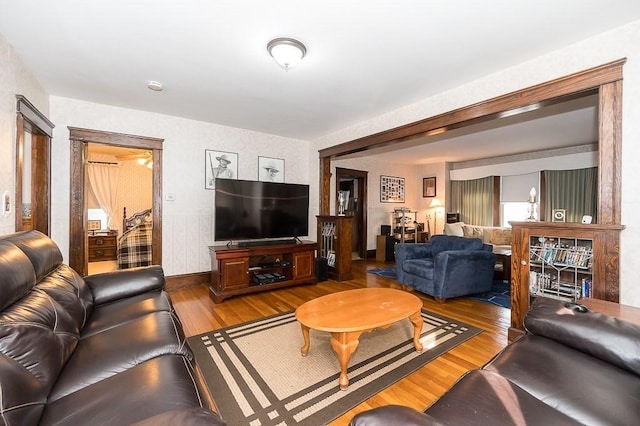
[{"left": 295, "top": 288, "right": 422, "bottom": 332}]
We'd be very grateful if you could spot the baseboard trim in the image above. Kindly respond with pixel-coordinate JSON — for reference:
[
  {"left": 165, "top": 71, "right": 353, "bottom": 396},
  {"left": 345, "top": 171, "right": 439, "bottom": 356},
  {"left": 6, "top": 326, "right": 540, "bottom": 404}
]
[{"left": 165, "top": 271, "right": 210, "bottom": 291}]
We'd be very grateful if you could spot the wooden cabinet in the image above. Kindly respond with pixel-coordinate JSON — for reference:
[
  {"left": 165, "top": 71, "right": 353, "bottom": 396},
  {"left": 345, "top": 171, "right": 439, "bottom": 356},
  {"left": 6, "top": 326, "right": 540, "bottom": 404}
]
[
  {"left": 509, "top": 221, "right": 624, "bottom": 341},
  {"left": 317, "top": 215, "right": 352, "bottom": 281},
  {"left": 88, "top": 231, "right": 118, "bottom": 262},
  {"left": 208, "top": 241, "right": 317, "bottom": 303}
]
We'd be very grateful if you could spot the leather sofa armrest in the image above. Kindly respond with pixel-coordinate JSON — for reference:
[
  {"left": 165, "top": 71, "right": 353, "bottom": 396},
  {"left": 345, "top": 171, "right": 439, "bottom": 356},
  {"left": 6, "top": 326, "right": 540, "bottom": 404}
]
[
  {"left": 84, "top": 265, "right": 165, "bottom": 305},
  {"left": 525, "top": 297, "right": 640, "bottom": 376},
  {"left": 349, "top": 405, "right": 445, "bottom": 426},
  {"left": 131, "top": 407, "right": 227, "bottom": 426}
]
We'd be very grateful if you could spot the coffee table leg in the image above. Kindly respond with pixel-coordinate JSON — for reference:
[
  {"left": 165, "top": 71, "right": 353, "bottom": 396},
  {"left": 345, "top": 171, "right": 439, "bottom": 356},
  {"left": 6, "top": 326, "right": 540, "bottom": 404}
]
[
  {"left": 330, "top": 331, "right": 362, "bottom": 391},
  {"left": 299, "top": 323, "right": 310, "bottom": 356},
  {"left": 409, "top": 310, "right": 424, "bottom": 352}
]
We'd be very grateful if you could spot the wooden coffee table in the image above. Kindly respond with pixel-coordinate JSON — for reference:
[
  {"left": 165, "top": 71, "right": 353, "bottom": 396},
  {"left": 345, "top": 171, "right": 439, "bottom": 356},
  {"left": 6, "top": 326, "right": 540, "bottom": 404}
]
[{"left": 295, "top": 288, "right": 423, "bottom": 390}]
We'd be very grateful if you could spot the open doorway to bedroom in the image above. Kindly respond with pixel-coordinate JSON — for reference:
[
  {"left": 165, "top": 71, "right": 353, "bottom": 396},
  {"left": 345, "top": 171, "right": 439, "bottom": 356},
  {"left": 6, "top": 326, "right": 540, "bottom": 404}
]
[
  {"left": 86, "top": 144, "right": 153, "bottom": 274},
  {"left": 68, "top": 127, "right": 163, "bottom": 277}
]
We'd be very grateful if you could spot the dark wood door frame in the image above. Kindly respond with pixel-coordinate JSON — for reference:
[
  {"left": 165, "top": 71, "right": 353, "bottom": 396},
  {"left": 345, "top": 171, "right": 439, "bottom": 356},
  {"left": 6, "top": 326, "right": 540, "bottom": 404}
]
[
  {"left": 318, "top": 59, "right": 625, "bottom": 229},
  {"left": 336, "top": 167, "right": 368, "bottom": 259},
  {"left": 15, "top": 95, "right": 55, "bottom": 235},
  {"left": 68, "top": 127, "right": 163, "bottom": 276}
]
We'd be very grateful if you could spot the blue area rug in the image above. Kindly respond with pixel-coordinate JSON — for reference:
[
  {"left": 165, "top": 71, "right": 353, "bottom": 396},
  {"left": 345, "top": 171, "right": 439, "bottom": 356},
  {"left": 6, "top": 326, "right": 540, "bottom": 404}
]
[{"left": 367, "top": 266, "right": 510, "bottom": 309}]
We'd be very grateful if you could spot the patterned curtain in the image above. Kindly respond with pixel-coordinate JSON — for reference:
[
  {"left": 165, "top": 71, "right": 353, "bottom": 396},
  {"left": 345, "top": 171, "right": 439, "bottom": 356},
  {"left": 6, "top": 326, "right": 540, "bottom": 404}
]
[
  {"left": 544, "top": 167, "right": 598, "bottom": 223},
  {"left": 450, "top": 176, "right": 494, "bottom": 225}
]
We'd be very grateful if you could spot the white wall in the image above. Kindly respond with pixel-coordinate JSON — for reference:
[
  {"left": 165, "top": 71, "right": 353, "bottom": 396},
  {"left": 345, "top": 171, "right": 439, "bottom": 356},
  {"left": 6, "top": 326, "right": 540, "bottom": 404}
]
[
  {"left": 313, "top": 20, "right": 640, "bottom": 306},
  {"left": 0, "top": 34, "right": 49, "bottom": 235},
  {"left": 49, "top": 97, "right": 311, "bottom": 276}
]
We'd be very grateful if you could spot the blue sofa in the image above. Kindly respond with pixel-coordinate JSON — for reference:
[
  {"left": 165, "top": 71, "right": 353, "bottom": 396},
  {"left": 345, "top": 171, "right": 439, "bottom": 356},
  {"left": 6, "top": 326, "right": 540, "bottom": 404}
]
[{"left": 395, "top": 235, "right": 496, "bottom": 302}]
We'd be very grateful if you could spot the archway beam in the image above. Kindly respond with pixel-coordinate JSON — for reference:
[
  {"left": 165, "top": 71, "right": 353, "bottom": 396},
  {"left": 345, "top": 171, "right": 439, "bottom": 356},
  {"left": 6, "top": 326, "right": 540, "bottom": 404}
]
[{"left": 319, "top": 58, "right": 625, "bottom": 225}]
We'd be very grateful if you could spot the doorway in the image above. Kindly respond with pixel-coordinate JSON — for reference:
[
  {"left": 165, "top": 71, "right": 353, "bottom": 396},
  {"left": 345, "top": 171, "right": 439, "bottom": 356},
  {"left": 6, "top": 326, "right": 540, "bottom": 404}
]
[
  {"left": 335, "top": 167, "right": 368, "bottom": 259},
  {"left": 68, "top": 127, "right": 163, "bottom": 276},
  {"left": 86, "top": 144, "right": 153, "bottom": 274}
]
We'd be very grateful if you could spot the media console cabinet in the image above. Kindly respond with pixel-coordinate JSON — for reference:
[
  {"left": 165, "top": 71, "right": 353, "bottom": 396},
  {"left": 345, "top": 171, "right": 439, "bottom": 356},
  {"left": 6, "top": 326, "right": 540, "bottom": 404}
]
[{"left": 208, "top": 240, "right": 317, "bottom": 303}]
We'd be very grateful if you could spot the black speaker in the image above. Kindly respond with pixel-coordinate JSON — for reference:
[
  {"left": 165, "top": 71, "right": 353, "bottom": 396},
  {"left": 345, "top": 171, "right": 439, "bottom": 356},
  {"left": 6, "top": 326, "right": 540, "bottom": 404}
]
[
  {"left": 315, "top": 257, "right": 328, "bottom": 282},
  {"left": 380, "top": 225, "right": 391, "bottom": 236},
  {"left": 385, "top": 236, "right": 398, "bottom": 261}
]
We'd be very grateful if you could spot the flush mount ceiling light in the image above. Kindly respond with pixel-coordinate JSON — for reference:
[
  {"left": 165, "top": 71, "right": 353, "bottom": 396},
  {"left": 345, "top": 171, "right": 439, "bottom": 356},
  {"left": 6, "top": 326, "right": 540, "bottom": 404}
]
[
  {"left": 147, "top": 81, "right": 164, "bottom": 91},
  {"left": 267, "top": 37, "right": 307, "bottom": 71}
]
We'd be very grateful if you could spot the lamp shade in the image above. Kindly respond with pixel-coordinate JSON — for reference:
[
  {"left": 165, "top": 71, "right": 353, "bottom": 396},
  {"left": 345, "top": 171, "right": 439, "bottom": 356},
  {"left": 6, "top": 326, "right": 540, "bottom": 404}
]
[
  {"left": 429, "top": 198, "right": 443, "bottom": 208},
  {"left": 267, "top": 38, "right": 307, "bottom": 70}
]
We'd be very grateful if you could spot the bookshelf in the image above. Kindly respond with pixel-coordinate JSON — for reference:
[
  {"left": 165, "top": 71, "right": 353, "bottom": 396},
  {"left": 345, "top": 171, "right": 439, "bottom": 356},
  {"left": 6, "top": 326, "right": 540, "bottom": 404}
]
[
  {"left": 509, "top": 221, "right": 624, "bottom": 342},
  {"left": 317, "top": 215, "right": 353, "bottom": 281},
  {"left": 528, "top": 235, "right": 593, "bottom": 302}
]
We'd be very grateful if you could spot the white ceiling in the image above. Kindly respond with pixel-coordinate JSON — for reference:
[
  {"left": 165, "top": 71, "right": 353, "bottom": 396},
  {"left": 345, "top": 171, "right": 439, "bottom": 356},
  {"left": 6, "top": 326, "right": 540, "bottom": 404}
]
[{"left": 1, "top": 1, "right": 639, "bottom": 162}]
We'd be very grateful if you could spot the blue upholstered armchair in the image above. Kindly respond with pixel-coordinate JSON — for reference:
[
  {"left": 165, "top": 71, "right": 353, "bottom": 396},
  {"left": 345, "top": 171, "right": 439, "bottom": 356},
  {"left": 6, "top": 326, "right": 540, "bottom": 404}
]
[{"left": 395, "top": 235, "right": 496, "bottom": 302}]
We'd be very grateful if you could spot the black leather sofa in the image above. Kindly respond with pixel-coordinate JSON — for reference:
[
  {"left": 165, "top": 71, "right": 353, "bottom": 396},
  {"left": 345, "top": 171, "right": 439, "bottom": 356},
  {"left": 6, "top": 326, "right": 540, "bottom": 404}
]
[
  {"left": 0, "top": 230, "right": 225, "bottom": 425},
  {"left": 351, "top": 297, "right": 640, "bottom": 425}
]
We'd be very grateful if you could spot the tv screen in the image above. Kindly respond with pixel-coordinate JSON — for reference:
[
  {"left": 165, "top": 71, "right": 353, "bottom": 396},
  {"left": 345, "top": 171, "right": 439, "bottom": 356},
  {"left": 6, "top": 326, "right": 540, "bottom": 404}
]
[{"left": 214, "top": 179, "right": 310, "bottom": 242}]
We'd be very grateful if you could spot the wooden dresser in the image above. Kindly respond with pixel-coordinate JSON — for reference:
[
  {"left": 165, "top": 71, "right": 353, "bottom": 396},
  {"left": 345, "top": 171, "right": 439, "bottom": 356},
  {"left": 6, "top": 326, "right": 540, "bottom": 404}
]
[{"left": 88, "top": 231, "right": 118, "bottom": 262}]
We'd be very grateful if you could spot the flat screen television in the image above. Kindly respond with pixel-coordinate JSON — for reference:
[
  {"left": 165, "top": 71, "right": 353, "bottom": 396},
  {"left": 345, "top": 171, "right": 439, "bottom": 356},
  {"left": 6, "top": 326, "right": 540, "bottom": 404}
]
[{"left": 214, "top": 179, "right": 310, "bottom": 243}]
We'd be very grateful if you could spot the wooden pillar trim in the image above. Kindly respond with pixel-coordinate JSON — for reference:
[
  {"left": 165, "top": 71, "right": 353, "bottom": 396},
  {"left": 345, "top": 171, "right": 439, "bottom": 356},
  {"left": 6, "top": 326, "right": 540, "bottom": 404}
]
[{"left": 598, "top": 80, "right": 623, "bottom": 225}]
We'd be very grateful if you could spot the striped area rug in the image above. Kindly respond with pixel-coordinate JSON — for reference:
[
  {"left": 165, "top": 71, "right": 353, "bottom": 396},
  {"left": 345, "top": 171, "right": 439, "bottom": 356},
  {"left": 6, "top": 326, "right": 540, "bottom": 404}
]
[{"left": 188, "top": 309, "right": 481, "bottom": 425}]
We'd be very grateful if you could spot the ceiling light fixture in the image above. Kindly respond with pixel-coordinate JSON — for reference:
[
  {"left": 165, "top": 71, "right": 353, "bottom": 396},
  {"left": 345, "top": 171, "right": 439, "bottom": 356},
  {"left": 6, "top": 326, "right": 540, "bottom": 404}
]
[
  {"left": 147, "top": 81, "right": 164, "bottom": 92},
  {"left": 267, "top": 37, "right": 307, "bottom": 71}
]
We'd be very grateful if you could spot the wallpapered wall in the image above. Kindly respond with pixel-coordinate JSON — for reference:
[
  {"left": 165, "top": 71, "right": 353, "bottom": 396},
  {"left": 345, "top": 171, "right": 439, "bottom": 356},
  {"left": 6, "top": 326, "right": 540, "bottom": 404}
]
[
  {"left": 87, "top": 152, "right": 153, "bottom": 235},
  {"left": 49, "top": 98, "right": 312, "bottom": 276},
  {"left": 0, "top": 33, "right": 49, "bottom": 236}
]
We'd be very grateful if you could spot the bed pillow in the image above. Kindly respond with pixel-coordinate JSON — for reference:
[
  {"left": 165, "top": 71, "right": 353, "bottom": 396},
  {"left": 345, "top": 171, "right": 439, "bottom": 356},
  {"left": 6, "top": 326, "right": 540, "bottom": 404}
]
[{"left": 443, "top": 222, "right": 464, "bottom": 237}]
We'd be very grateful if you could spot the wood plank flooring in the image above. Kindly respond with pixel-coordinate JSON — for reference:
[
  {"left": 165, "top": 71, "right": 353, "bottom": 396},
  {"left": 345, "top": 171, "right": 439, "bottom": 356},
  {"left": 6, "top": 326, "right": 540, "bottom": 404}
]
[{"left": 169, "top": 259, "right": 510, "bottom": 426}]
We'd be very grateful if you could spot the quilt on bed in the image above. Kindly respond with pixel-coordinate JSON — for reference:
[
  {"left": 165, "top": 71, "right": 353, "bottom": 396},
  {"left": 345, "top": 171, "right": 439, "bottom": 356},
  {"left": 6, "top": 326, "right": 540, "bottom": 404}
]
[{"left": 117, "top": 222, "right": 152, "bottom": 269}]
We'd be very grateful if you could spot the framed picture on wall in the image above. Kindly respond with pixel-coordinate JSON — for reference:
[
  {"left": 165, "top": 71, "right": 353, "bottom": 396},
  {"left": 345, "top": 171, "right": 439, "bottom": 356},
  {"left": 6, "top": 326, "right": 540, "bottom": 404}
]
[
  {"left": 205, "top": 150, "right": 238, "bottom": 190},
  {"left": 423, "top": 177, "right": 436, "bottom": 197},
  {"left": 380, "top": 175, "right": 405, "bottom": 203},
  {"left": 258, "top": 156, "right": 284, "bottom": 182},
  {"left": 87, "top": 220, "right": 101, "bottom": 231}
]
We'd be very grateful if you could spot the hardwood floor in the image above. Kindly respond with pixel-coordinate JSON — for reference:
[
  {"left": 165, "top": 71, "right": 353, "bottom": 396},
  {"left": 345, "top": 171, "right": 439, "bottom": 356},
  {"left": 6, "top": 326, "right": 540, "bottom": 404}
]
[{"left": 169, "top": 258, "right": 510, "bottom": 426}]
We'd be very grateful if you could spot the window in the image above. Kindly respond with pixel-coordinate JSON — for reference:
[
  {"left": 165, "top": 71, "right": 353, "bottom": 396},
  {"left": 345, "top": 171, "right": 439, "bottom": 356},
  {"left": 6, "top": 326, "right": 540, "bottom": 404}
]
[
  {"left": 87, "top": 208, "right": 109, "bottom": 230},
  {"left": 501, "top": 202, "right": 529, "bottom": 227}
]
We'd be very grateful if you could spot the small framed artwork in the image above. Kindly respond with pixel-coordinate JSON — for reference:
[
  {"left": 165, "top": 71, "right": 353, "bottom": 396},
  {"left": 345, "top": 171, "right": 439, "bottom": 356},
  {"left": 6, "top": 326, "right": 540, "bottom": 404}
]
[
  {"left": 258, "top": 156, "right": 284, "bottom": 183},
  {"left": 87, "top": 220, "right": 101, "bottom": 231},
  {"left": 380, "top": 175, "right": 405, "bottom": 203},
  {"left": 2, "top": 190, "right": 11, "bottom": 217},
  {"left": 423, "top": 177, "right": 437, "bottom": 197},
  {"left": 205, "top": 150, "right": 238, "bottom": 190},
  {"left": 552, "top": 209, "right": 567, "bottom": 222}
]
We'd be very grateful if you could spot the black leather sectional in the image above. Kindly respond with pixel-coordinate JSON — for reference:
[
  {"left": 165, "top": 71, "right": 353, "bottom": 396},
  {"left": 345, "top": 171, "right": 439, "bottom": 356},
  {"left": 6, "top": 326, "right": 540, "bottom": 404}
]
[
  {"left": 0, "top": 230, "right": 225, "bottom": 425},
  {"left": 351, "top": 297, "right": 640, "bottom": 425}
]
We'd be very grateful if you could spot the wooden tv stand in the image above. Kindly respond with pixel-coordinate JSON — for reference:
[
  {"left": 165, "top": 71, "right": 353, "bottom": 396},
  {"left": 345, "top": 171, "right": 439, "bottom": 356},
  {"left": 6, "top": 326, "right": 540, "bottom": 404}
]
[{"left": 208, "top": 240, "right": 317, "bottom": 303}]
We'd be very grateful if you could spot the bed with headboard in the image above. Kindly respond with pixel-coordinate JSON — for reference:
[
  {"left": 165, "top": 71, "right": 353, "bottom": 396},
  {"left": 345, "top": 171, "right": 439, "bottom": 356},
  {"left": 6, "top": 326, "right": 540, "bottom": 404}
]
[{"left": 117, "top": 207, "right": 153, "bottom": 269}]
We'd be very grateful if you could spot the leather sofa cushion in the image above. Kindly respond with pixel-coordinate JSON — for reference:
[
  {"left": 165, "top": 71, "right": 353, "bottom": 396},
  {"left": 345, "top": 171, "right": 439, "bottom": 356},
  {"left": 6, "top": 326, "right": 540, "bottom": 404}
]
[
  {"left": 425, "top": 369, "right": 581, "bottom": 425},
  {"left": 49, "top": 311, "right": 191, "bottom": 402},
  {"left": 485, "top": 335, "right": 640, "bottom": 425},
  {"left": 84, "top": 265, "right": 165, "bottom": 305},
  {"left": 81, "top": 290, "right": 173, "bottom": 338},
  {"left": 1, "top": 230, "right": 63, "bottom": 282},
  {"left": 0, "top": 240, "right": 36, "bottom": 311},
  {"left": 524, "top": 297, "right": 640, "bottom": 376},
  {"left": 40, "top": 356, "right": 209, "bottom": 425}
]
